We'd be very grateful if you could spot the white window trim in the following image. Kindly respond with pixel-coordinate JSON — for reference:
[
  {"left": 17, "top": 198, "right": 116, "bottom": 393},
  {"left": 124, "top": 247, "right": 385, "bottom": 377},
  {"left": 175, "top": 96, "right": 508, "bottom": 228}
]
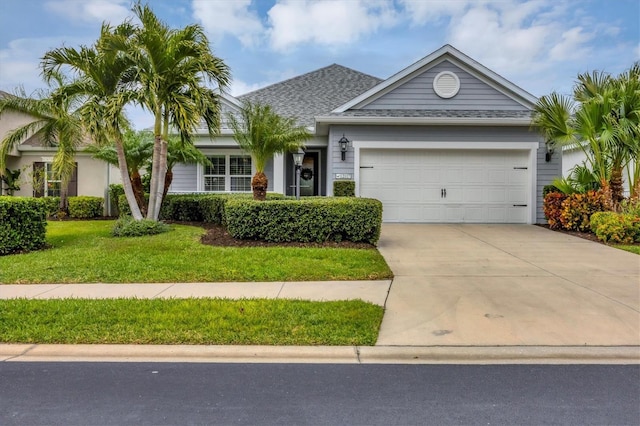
[
  {"left": 198, "top": 150, "right": 254, "bottom": 192},
  {"left": 44, "top": 162, "right": 61, "bottom": 197}
]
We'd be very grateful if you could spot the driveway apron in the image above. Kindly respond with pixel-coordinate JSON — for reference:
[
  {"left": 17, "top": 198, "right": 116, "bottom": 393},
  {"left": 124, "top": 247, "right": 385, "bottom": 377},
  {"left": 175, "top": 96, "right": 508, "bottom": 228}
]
[{"left": 376, "top": 224, "right": 640, "bottom": 346}]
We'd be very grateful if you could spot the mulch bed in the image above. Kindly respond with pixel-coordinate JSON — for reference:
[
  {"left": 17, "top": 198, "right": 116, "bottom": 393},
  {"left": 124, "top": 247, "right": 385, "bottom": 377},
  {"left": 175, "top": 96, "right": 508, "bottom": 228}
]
[
  {"left": 536, "top": 224, "right": 640, "bottom": 246},
  {"left": 173, "top": 222, "right": 376, "bottom": 249}
]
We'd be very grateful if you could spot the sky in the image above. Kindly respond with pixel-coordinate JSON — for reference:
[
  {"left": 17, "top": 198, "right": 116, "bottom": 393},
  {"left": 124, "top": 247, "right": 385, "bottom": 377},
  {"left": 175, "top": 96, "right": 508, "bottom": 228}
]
[{"left": 0, "top": 0, "right": 638, "bottom": 130}]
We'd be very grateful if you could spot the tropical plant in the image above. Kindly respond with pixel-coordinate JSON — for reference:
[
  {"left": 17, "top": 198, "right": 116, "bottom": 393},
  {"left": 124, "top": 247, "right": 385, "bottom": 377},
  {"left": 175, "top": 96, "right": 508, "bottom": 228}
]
[
  {"left": 0, "top": 74, "right": 85, "bottom": 212},
  {"left": 550, "top": 163, "right": 600, "bottom": 195},
  {"left": 532, "top": 63, "right": 640, "bottom": 210},
  {"left": 1, "top": 168, "right": 21, "bottom": 195},
  {"left": 119, "top": 2, "right": 231, "bottom": 220},
  {"left": 228, "top": 100, "right": 312, "bottom": 200}
]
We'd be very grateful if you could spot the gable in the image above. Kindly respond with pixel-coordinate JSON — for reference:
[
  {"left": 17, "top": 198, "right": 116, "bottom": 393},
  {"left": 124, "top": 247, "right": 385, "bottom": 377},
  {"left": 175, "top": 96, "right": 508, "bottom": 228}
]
[{"left": 359, "top": 60, "right": 528, "bottom": 111}]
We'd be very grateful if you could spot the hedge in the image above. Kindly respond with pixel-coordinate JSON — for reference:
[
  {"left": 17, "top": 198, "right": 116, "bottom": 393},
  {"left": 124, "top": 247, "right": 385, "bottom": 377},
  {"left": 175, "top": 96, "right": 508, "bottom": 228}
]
[
  {"left": 108, "top": 184, "right": 124, "bottom": 216},
  {"left": 590, "top": 211, "right": 640, "bottom": 244},
  {"left": 0, "top": 196, "right": 48, "bottom": 255},
  {"left": 333, "top": 180, "right": 355, "bottom": 197},
  {"left": 224, "top": 197, "right": 383, "bottom": 244},
  {"left": 118, "top": 193, "right": 286, "bottom": 223},
  {"left": 68, "top": 196, "right": 103, "bottom": 219}
]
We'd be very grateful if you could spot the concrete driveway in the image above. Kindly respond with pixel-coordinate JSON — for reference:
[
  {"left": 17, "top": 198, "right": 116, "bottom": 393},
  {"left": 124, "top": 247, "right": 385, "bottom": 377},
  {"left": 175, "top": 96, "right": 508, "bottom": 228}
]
[{"left": 376, "top": 224, "right": 640, "bottom": 346}]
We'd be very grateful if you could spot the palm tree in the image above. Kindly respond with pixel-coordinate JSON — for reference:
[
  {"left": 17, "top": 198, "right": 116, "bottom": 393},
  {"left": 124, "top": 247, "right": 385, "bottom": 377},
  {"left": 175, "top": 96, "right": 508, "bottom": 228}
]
[
  {"left": 41, "top": 22, "right": 145, "bottom": 220},
  {"left": 0, "top": 74, "right": 85, "bottom": 212},
  {"left": 164, "top": 137, "right": 211, "bottom": 200},
  {"left": 228, "top": 100, "right": 312, "bottom": 200},
  {"left": 122, "top": 2, "right": 230, "bottom": 220},
  {"left": 85, "top": 129, "right": 154, "bottom": 215}
]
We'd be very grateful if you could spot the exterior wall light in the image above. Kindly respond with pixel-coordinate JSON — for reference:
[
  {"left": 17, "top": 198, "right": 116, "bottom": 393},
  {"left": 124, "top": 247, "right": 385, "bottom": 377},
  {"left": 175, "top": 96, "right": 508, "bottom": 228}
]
[
  {"left": 338, "top": 135, "right": 350, "bottom": 161},
  {"left": 292, "top": 148, "right": 305, "bottom": 200}
]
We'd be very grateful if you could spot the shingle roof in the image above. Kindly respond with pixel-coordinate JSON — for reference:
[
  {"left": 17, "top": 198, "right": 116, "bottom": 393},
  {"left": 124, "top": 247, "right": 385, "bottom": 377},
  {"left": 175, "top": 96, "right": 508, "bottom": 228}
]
[{"left": 238, "top": 64, "right": 382, "bottom": 127}]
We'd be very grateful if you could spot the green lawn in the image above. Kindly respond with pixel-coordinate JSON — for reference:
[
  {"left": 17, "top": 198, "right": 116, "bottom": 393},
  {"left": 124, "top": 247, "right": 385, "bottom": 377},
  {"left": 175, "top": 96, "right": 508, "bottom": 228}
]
[
  {"left": 0, "top": 298, "right": 383, "bottom": 345},
  {"left": 614, "top": 245, "right": 640, "bottom": 255},
  {"left": 0, "top": 221, "right": 392, "bottom": 283}
]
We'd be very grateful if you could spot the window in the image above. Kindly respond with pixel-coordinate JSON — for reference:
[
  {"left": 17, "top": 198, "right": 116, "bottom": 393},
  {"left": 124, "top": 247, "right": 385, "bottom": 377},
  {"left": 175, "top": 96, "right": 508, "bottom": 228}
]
[
  {"left": 203, "top": 154, "right": 252, "bottom": 192},
  {"left": 45, "top": 163, "right": 61, "bottom": 197}
]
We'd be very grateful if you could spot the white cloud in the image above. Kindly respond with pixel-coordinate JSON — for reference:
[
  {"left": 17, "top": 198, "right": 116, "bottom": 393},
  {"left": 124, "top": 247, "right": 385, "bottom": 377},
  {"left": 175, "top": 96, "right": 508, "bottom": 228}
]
[
  {"left": 229, "top": 79, "right": 271, "bottom": 96},
  {"left": 44, "top": 0, "right": 130, "bottom": 25},
  {"left": 399, "top": 0, "right": 473, "bottom": 24},
  {"left": 548, "top": 27, "right": 594, "bottom": 61},
  {"left": 267, "top": 0, "right": 398, "bottom": 51},
  {"left": 192, "top": 0, "right": 264, "bottom": 46}
]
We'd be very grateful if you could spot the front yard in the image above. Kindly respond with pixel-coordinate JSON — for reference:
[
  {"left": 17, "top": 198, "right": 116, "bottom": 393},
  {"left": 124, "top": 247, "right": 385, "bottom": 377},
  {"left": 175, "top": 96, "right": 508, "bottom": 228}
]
[{"left": 0, "top": 220, "right": 393, "bottom": 283}]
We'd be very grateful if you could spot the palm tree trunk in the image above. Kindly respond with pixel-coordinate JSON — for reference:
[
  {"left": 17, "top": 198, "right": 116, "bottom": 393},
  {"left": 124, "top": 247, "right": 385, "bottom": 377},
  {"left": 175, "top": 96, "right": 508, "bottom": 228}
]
[
  {"left": 251, "top": 172, "right": 268, "bottom": 201},
  {"left": 131, "top": 170, "right": 147, "bottom": 217},
  {"left": 162, "top": 168, "right": 173, "bottom": 201},
  {"left": 147, "top": 134, "right": 162, "bottom": 220},
  {"left": 115, "top": 135, "right": 143, "bottom": 220},
  {"left": 58, "top": 186, "right": 68, "bottom": 214},
  {"left": 609, "top": 167, "right": 625, "bottom": 210},
  {"left": 151, "top": 138, "right": 168, "bottom": 219}
]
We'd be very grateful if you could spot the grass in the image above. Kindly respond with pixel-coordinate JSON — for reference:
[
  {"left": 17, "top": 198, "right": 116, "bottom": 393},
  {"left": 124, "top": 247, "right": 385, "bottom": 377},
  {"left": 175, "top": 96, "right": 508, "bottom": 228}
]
[
  {"left": 0, "top": 221, "right": 392, "bottom": 283},
  {"left": 614, "top": 245, "right": 640, "bottom": 255},
  {"left": 0, "top": 298, "right": 384, "bottom": 345}
]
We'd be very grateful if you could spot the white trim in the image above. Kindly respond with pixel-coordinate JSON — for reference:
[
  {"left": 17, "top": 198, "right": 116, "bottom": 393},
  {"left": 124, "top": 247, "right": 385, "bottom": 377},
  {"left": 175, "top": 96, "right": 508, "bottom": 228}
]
[
  {"left": 273, "top": 153, "right": 284, "bottom": 193},
  {"left": 353, "top": 140, "right": 538, "bottom": 224},
  {"left": 332, "top": 44, "right": 537, "bottom": 113},
  {"left": 315, "top": 116, "right": 532, "bottom": 127}
]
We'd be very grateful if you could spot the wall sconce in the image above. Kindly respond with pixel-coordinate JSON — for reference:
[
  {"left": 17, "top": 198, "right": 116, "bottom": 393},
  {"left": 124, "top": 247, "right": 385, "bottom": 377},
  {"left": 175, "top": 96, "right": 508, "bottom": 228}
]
[
  {"left": 338, "top": 135, "right": 350, "bottom": 161},
  {"left": 545, "top": 145, "right": 555, "bottom": 162}
]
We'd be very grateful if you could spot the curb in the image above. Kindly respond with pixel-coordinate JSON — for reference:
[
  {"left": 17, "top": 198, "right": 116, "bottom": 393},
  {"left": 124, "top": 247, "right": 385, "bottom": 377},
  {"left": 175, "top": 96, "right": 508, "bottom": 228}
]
[{"left": 2, "top": 344, "right": 639, "bottom": 364}]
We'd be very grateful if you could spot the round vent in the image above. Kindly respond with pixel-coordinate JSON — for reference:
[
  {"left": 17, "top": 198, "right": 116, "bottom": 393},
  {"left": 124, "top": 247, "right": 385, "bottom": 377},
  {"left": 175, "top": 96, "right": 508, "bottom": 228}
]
[{"left": 433, "top": 71, "right": 460, "bottom": 98}]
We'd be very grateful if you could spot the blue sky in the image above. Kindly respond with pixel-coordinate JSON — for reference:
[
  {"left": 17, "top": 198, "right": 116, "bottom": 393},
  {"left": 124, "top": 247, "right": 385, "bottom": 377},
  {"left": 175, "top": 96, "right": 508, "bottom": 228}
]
[{"left": 0, "top": 0, "right": 638, "bottom": 129}]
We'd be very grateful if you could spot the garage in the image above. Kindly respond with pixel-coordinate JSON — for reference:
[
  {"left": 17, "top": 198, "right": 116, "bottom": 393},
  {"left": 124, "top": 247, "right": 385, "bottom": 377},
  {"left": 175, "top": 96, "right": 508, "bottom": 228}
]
[{"left": 359, "top": 149, "right": 531, "bottom": 223}]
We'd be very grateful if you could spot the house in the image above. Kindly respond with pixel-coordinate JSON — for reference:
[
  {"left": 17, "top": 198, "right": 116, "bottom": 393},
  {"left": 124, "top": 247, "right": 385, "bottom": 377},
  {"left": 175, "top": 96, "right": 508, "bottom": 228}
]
[
  {"left": 0, "top": 90, "right": 122, "bottom": 206},
  {"left": 2, "top": 45, "right": 559, "bottom": 223},
  {"left": 171, "top": 44, "right": 558, "bottom": 223}
]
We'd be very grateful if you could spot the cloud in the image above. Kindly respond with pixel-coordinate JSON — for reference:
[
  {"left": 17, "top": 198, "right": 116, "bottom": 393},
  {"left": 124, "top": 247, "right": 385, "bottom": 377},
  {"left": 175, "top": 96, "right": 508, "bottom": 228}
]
[
  {"left": 399, "top": 0, "right": 472, "bottom": 24},
  {"left": 229, "top": 79, "right": 270, "bottom": 96},
  {"left": 267, "top": 0, "right": 398, "bottom": 51},
  {"left": 548, "top": 27, "right": 594, "bottom": 61},
  {"left": 44, "top": 0, "right": 130, "bottom": 25},
  {"left": 192, "top": 0, "right": 264, "bottom": 46}
]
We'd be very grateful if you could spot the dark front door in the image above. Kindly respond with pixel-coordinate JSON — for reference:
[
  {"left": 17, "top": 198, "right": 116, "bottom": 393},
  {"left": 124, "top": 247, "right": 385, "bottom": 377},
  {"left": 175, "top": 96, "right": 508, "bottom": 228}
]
[{"left": 299, "top": 152, "right": 319, "bottom": 196}]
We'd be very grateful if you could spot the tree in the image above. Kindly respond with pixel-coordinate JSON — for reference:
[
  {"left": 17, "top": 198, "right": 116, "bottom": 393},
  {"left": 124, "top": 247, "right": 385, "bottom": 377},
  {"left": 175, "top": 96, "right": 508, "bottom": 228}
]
[
  {"left": 0, "top": 74, "right": 85, "bottom": 212},
  {"left": 228, "top": 101, "right": 312, "bottom": 200},
  {"left": 41, "top": 22, "right": 145, "bottom": 220},
  {"left": 122, "top": 2, "right": 230, "bottom": 220},
  {"left": 532, "top": 63, "right": 640, "bottom": 209}
]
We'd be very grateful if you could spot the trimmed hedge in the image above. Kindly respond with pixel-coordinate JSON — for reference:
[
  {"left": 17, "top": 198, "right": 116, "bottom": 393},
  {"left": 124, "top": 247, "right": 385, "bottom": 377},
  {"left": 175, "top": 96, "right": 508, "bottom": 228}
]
[
  {"left": 109, "top": 184, "right": 124, "bottom": 216},
  {"left": 42, "top": 197, "right": 60, "bottom": 217},
  {"left": 590, "top": 211, "right": 640, "bottom": 244},
  {"left": 225, "top": 197, "right": 383, "bottom": 245},
  {"left": 333, "top": 180, "right": 355, "bottom": 197},
  {"left": 68, "top": 196, "right": 103, "bottom": 219},
  {"left": 0, "top": 196, "right": 48, "bottom": 255},
  {"left": 118, "top": 193, "right": 285, "bottom": 223}
]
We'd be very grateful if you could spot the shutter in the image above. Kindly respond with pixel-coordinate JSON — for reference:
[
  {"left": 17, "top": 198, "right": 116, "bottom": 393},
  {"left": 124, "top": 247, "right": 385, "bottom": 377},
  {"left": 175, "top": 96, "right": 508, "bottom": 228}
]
[
  {"left": 33, "top": 162, "right": 44, "bottom": 197},
  {"left": 67, "top": 163, "right": 78, "bottom": 196}
]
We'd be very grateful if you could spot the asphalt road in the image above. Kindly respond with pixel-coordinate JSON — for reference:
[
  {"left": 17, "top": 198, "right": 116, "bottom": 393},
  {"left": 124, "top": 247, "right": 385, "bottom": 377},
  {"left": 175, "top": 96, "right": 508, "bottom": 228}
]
[{"left": 1, "top": 363, "right": 638, "bottom": 425}]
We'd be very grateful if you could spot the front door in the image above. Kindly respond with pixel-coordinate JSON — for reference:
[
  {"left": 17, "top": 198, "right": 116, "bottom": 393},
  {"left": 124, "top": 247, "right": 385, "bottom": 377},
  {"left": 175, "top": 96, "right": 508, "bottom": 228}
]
[{"left": 299, "top": 152, "right": 319, "bottom": 196}]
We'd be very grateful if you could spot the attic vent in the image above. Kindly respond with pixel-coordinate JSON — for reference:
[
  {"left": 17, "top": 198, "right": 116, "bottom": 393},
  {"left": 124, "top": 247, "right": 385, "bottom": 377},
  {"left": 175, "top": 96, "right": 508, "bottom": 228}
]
[{"left": 433, "top": 71, "right": 460, "bottom": 99}]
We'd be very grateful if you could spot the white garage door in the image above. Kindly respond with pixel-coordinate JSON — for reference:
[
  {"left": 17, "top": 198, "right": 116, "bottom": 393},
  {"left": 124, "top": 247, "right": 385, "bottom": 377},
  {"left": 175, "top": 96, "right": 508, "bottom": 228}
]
[{"left": 359, "top": 149, "right": 530, "bottom": 223}]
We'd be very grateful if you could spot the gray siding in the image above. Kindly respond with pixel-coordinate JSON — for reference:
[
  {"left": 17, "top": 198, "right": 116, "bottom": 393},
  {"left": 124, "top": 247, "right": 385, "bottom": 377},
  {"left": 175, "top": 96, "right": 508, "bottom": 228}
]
[
  {"left": 330, "top": 124, "right": 555, "bottom": 223},
  {"left": 362, "top": 61, "right": 526, "bottom": 111},
  {"left": 169, "top": 163, "right": 198, "bottom": 192}
]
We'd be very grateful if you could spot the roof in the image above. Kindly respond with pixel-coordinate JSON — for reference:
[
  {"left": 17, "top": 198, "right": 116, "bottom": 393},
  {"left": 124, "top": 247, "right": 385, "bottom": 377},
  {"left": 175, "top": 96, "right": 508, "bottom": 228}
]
[
  {"left": 323, "top": 109, "right": 533, "bottom": 119},
  {"left": 333, "top": 44, "right": 538, "bottom": 113},
  {"left": 238, "top": 64, "right": 382, "bottom": 127}
]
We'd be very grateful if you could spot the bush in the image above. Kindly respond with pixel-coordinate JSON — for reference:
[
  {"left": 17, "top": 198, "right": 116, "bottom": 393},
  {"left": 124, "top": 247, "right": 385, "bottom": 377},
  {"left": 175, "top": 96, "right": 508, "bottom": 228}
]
[
  {"left": 333, "top": 180, "right": 355, "bottom": 197},
  {"left": 590, "top": 211, "right": 640, "bottom": 244},
  {"left": 108, "top": 184, "right": 124, "bottom": 216},
  {"left": 542, "top": 184, "right": 560, "bottom": 197},
  {"left": 111, "top": 216, "right": 170, "bottom": 237},
  {"left": 41, "top": 197, "right": 60, "bottom": 217},
  {"left": 559, "top": 190, "right": 607, "bottom": 232},
  {"left": 225, "top": 197, "right": 382, "bottom": 244},
  {"left": 543, "top": 192, "right": 567, "bottom": 229},
  {"left": 68, "top": 196, "right": 103, "bottom": 219},
  {"left": 620, "top": 199, "right": 640, "bottom": 216},
  {"left": 0, "top": 196, "right": 48, "bottom": 255}
]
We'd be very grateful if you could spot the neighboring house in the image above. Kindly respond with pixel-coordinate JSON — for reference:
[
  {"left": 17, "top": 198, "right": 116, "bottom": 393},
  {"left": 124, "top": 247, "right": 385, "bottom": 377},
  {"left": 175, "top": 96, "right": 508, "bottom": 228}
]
[
  {"left": 0, "top": 90, "right": 122, "bottom": 207},
  {"left": 562, "top": 144, "right": 634, "bottom": 196},
  {"left": 2, "top": 44, "right": 560, "bottom": 223},
  {"left": 172, "top": 44, "right": 558, "bottom": 223}
]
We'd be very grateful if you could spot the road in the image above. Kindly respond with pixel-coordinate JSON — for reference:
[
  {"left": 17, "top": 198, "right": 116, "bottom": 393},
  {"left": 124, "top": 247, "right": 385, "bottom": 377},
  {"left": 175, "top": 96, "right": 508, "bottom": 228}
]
[{"left": 1, "top": 363, "right": 638, "bottom": 425}]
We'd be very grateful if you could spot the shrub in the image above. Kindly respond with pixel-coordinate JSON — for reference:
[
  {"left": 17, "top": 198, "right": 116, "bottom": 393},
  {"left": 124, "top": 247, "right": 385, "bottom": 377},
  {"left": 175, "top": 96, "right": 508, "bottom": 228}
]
[
  {"left": 225, "top": 197, "right": 382, "bottom": 245},
  {"left": 0, "top": 196, "right": 48, "bottom": 255},
  {"left": 620, "top": 199, "right": 640, "bottom": 216},
  {"left": 111, "top": 216, "right": 170, "bottom": 237},
  {"left": 590, "top": 211, "right": 640, "bottom": 244},
  {"left": 68, "top": 196, "right": 103, "bottom": 219},
  {"left": 559, "top": 190, "right": 607, "bottom": 232},
  {"left": 543, "top": 192, "right": 567, "bottom": 229},
  {"left": 108, "top": 184, "right": 124, "bottom": 216},
  {"left": 333, "top": 180, "right": 355, "bottom": 197},
  {"left": 41, "top": 197, "right": 60, "bottom": 217},
  {"left": 542, "top": 184, "right": 560, "bottom": 197}
]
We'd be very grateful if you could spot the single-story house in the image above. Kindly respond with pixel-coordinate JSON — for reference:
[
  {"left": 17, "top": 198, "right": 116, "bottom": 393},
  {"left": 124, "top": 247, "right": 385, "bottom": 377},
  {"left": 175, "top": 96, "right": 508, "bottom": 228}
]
[{"left": 2, "top": 45, "right": 560, "bottom": 223}]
